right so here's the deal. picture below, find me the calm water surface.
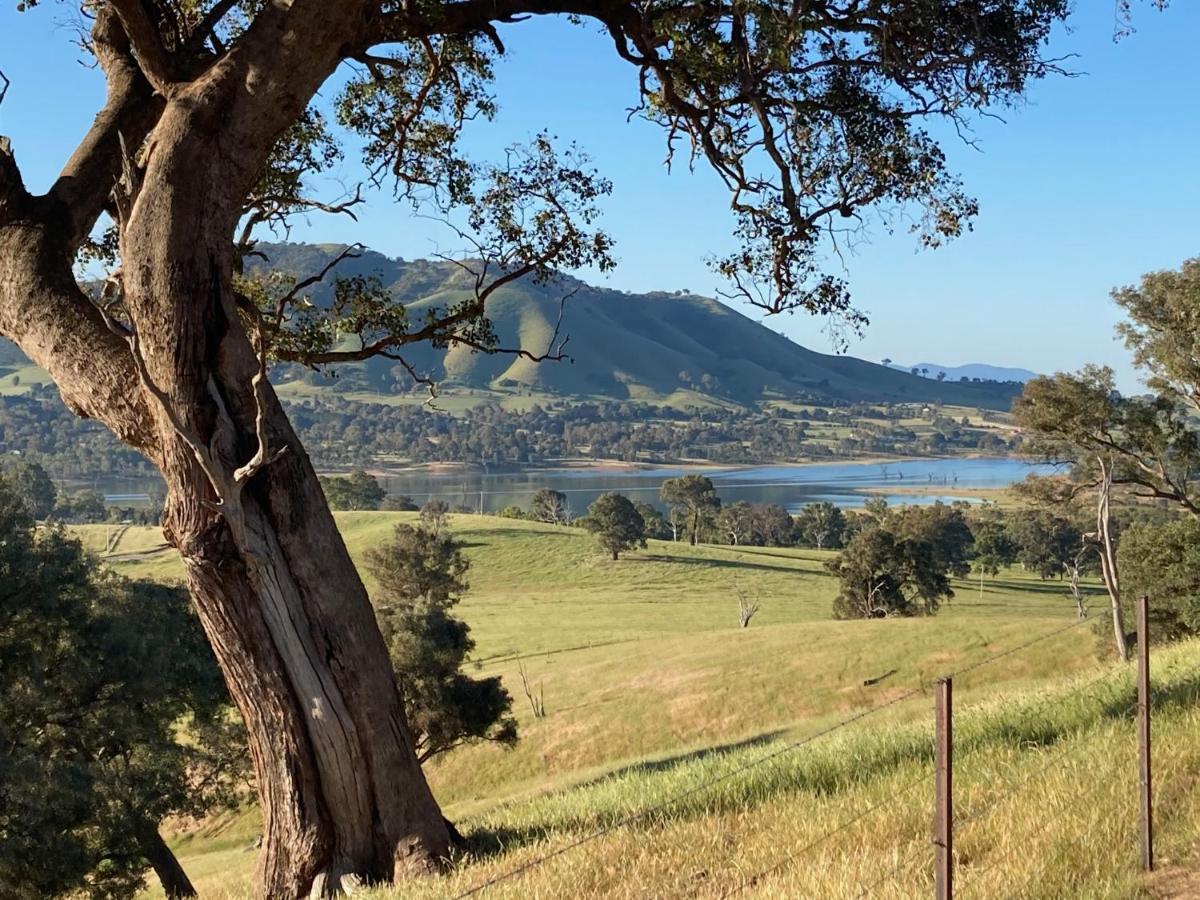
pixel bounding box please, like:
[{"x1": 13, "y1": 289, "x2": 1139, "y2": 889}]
[
  {"x1": 375, "y1": 456, "x2": 1050, "y2": 515},
  {"x1": 90, "y1": 457, "x2": 1050, "y2": 512}
]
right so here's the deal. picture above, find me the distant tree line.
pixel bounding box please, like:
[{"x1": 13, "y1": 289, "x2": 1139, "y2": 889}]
[
  {"x1": 0, "y1": 389, "x2": 1018, "y2": 491},
  {"x1": 290, "y1": 397, "x2": 1016, "y2": 468}
]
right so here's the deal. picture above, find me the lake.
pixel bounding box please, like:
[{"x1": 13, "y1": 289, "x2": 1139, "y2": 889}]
[
  {"x1": 374, "y1": 456, "x2": 1049, "y2": 516},
  {"x1": 91, "y1": 456, "x2": 1049, "y2": 513}
]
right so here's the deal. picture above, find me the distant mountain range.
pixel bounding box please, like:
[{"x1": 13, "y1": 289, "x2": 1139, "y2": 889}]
[
  {"x1": 888, "y1": 362, "x2": 1038, "y2": 383},
  {"x1": 0, "y1": 243, "x2": 1028, "y2": 409}
]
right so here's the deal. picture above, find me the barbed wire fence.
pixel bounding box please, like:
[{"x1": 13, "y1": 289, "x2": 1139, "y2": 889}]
[{"x1": 439, "y1": 602, "x2": 1191, "y2": 899}]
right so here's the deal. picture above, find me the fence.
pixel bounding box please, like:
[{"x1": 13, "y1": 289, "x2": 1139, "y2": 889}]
[{"x1": 449, "y1": 595, "x2": 1177, "y2": 898}]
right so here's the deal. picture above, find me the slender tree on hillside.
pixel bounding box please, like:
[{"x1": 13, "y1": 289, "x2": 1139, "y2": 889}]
[
  {"x1": 365, "y1": 524, "x2": 517, "y2": 763},
  {"x1": 0, "y1": 2, "x2": 1078, "y2": 894},
  {"x1": 661, "y1": 474, "x2": 721, "y2": 546}
]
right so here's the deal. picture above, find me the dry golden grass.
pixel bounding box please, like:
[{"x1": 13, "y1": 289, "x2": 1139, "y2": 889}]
[{"x1": 113, "y1": 513, "x2": 1200, "y2": 899}]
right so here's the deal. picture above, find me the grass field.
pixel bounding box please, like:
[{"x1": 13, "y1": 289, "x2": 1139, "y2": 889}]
[{"x1": 79, "y1": 514, "x2": 1200, "y2": 898}]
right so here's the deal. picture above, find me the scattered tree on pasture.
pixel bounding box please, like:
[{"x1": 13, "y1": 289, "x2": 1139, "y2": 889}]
[
  {"x1": 827, "y1": 503, "x2": 968, "y2": 619},
  {"x1": 419, "y1": 498, "x2": 452, "y2": 535},
  {"x1": 970, "y1": 511, "x2": 1016, "y2": 598},
  {"x1": 581, "y1": 492, "x2": 647, "y2": 560},
  {"x1": 793, "y1": 501, "x2": 846, "y2": 550},
  {"x1": 1008, "y1": 510, "x2": 1094, "y2": 618},
  {"x1": 633, "y1": 499, "x2": 670, "y2": 540},
  {"x1": 0, "y1": 0, "x2": 1080, "y2": 889},
  {"x1": 716, "y1": 500, "x2": 756, "y2": 546},
  {"x1": 751, "y1": 503, "x2": 794, "y2": 546},
  {"x1": 1015, "y1": 368, "x2": 1148, "y2": 659},
  {"x1": 382, "y1": 493, "x2": 421, "y2": 511},
  {"x1": 365, "y1": 524, "x2": 517, "y2": 763},
  {"x1": 319, "y1": 468, "x2": 387, "y2": 509},
  {"x1": 661, "y1": 475, "x2": 720, "y2": 546},
  {"x1": 529, "y1": 488, "x2": 570, "y2": 524}
]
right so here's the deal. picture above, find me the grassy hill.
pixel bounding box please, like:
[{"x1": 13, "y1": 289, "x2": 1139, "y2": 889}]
[
  {"x1": 69, "y1": 512, "x2": 1200, "y2": 898},
  {"x1": 254, "y1": 242, "x2": 1021, "y2": 409},
  {"x1": 0, "y1": 243, "x2": 1022, "y2": 410}
]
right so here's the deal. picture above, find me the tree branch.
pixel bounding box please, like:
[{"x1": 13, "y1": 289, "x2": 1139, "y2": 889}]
[
  {"x1": 47, "y1": 8, "x2": 164, "y2": 252},
  {"x1": 106, "y1": 0, "x2": 178, "y2": 94}
]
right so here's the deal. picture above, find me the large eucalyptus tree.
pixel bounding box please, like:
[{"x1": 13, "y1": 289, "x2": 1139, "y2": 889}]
[{"x1": 0, "y1": 1, "x2": 1070, "y2": 895}]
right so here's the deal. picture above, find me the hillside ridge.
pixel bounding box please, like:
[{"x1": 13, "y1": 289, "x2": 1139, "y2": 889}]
[{"x1": 255, "y1": 242, "x2": 1022, "y2": 408}]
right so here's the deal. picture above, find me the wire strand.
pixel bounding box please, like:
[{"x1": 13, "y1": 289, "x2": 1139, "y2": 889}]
[
  {"x1": 449, "y1": 687, "x2": 929, "y2": 898},
  {"x1": 449, "y1": 621, "x2": 1145, "y2": 898},
  {"x1": 716, "y1": 772, "x2": 931, "y2": 898}
]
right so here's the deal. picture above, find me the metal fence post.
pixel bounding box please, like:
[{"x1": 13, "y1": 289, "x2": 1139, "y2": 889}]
[
  {"x1": 1137, "y1": 595, "x2": 1153, "y2": 872},
  {"x1": 935, "y1": 677, "x2": 953, "y2": 899}
]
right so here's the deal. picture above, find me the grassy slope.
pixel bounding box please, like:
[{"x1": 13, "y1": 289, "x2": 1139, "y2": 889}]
[{"x1": 88, "y1": 514, "x2": 1199, "y2": 898}]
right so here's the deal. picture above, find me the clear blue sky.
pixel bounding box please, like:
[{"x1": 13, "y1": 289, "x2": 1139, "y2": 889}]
[{"x1": 2, "y1": 4, "x2": 1197, "y2": 390}]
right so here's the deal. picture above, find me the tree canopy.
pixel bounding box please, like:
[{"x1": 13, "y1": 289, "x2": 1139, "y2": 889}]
[
  {"x1": 0, "y1": 0, "x2": 1083, "y2": 893},
  {"x1": 365, "y1": 523, "x2": 517, "y2": 762},
  {"x1": 0, "y1": 476, "x2": 244, "y2": 900},
  {"x1": 582, "y1": 492, "x2": 648, "y2": 560}
]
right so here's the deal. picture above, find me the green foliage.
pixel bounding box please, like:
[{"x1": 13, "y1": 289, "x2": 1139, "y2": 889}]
[
  {"x1": 660, "y1": 475, "x2": 720, "y2": 546},
  {"x1": 1015, "y1": 366, "x2": 1199, "y2": 512},
  {"x1": 365, "y1": 524, "x2": 516, "y2": 762},
  {"x1": 419, "y1": 499, "x2": 451, "y2": 534},
  {"x1": 633, "y1": 500, "x2": 670, "y2": 540},
  {"x1": 529, "y1": 488, "x2": 569, "y2": 524},
  {"x1": 0, "y1": 457, "x2": 55, "y2": 519},
  {"x1": 580, "y1": 493, "x2": 647, "y2": 560},
  {"x1": 793, "y1": 501, "x2": 846, "y2": 550},
  {"x1": 971, "y1": 514, "x2": 1017, "y2": 579},
  {"x1": 0, "y1": 477, "x2": 243, "y2": 900},
  {"x1": 1118, "y1": 517, "x2": 1200, "y2": 642},
  {"x1": 53, "y1": 489, "x2": 109, "y2": 524},
  {"x1": 1113, "y1": 257, "x2": 1200, "y2": 408},
  {"x1": 827, "y1": 503, "x2": 971, "y2": 619},
  {"x1": 319, "y1": 469, "x2": 387, "y2": 510},
  {"x1": 382, "y1": 493, "x2": 420, "y2": 511},
  {"x1": 1008, "y1": 510, "x2": 1090, "y2": 580}
]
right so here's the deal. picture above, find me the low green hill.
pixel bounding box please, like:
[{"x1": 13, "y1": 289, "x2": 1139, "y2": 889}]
[{"x1": 255, "y1": 242, "x2": 1021, "y2": 408}]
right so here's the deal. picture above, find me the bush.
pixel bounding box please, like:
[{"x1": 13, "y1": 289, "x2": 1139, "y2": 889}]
[{"x1": 366, "y1": 523, "x2": 517, "y2": 762}]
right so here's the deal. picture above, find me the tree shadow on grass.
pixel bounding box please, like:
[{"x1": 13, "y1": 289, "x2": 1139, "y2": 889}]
[{"x1": 638, "y1": 554, "x2": 806, "y2": 576}]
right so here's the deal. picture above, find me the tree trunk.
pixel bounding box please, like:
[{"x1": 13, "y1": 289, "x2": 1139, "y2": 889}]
[
  {"x1": 1095, "y1": 460, "x2": 1129, "y2": 661},
  {"x1": 0, "y1": 7, "x2": 455, "y2": 898},
  {"x1": 138, "y1": 823, "x2": 197, "y2": 899},
  {"x1": 611, "y1": 548, "x2": 619, "y2": 560},
  {"x1": 109, "y1": 103, "x2": 449, "y2": 897}
]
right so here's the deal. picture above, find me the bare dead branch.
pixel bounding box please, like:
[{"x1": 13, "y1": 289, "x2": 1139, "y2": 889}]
[{"x1": 516, "y1": 659, "x2": 545, "y2": 719}]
